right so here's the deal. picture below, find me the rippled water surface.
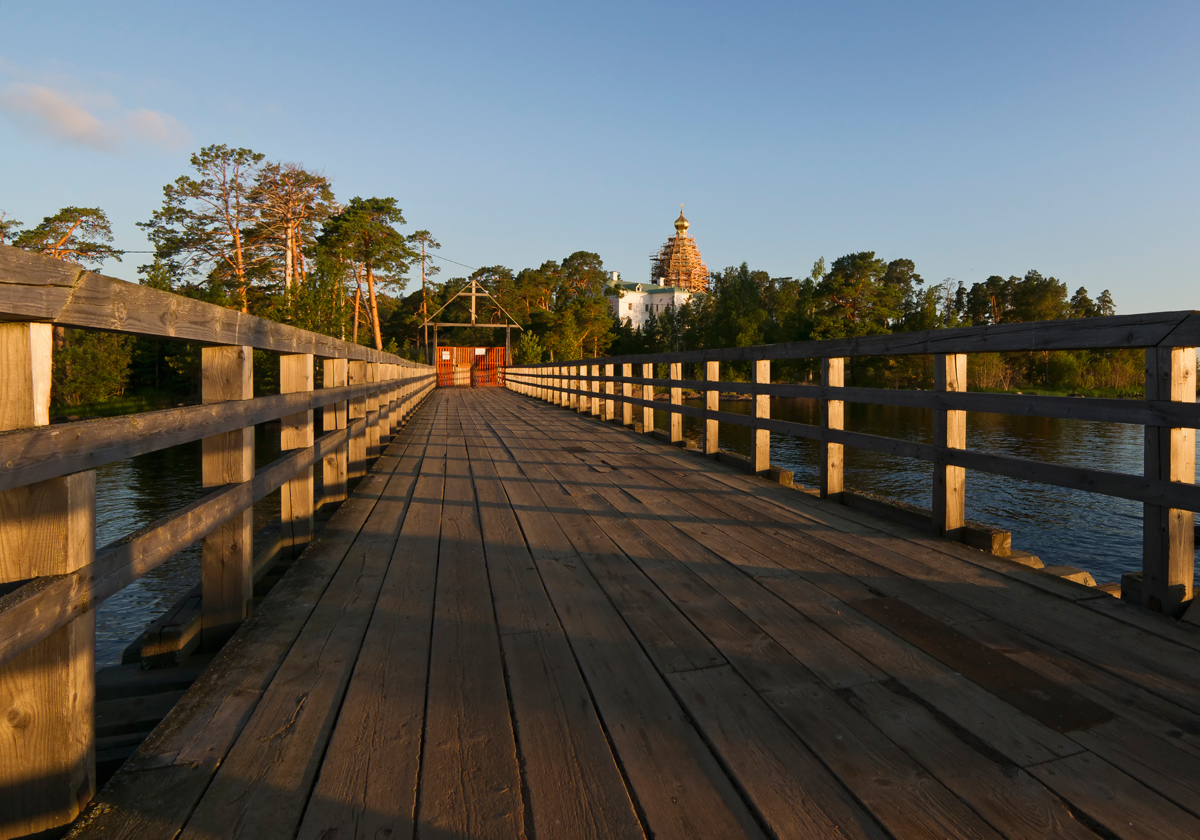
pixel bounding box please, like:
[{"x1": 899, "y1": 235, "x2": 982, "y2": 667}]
[
  {"x1": 660, "y1": 397, "x2": 1198, "y2": 587},
  {"x1": 93, "y1": 425, "x2": 281, "y2": 668}
]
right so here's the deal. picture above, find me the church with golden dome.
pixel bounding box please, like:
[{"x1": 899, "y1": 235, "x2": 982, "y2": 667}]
[
  {"x1": 611, "y1": 207, "x2": 709, "y2": 330},
  {"x1": 650, "y1": 206, "x2": 709, "y2": 293}
]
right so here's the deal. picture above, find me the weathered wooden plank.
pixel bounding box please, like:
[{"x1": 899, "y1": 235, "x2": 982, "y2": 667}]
[
  {"x1": 295, "y1": 404, "x2": 445, "y2": 840},
  {"x1": 414, "y1": 399, "x2": 524, "y2": 839},
  {"x1": 0, "y1": 248, "x2": 414, "y2": 364},
  {"x1": 670, "y1": 666, "x2": 890, "y2": 839},
  {"x1": 847, "y1": 680, "x2": 1102, "y2": 840},
  {"x1": 171, "y1": 411, "x2": 435, "y2": 840},
  {"x1": 1028, "y1": 752, "x2": 1200, "y2": 840},
  {"x1": 0, "y1": 243, "x2": 84, "y2": 287},
  {"x1": 461, "y1": 416, "x2": 644, "y2": 839},
  {"x1": 481, "y1": 420, "x2": 768, "y2": 840}
]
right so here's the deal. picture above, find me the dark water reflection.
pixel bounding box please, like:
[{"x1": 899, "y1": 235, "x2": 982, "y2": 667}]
[
  {"x1": 93, "y1": 425, "x2": 282, "y2": 668},
  {"x1": 659, "y1": 398, "x2": 1198, "y2": 587}
]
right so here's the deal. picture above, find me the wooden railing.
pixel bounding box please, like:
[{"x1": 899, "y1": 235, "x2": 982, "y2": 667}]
[
  {"x1": 0, "y1": 244, "x2": 435, "y2": 837},
  {"x1": 505, "y1": 310, "x2": 1199, "y2": 615}
]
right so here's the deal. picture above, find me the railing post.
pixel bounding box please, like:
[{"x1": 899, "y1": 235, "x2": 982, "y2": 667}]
[
  {"x1": 577, "y1": 365, "x2": 588, "y2": 414},
  {"x1": 348, "y1": 360, "x2": 368, "y2": 479},
  {"x1": 322, "y1": 358, "x2": 348, "y2": 507},
  {"x1": 365, "y1": 362, "x2": 381, "y2": 460},
  {"x1": 604, "y1": 363, "x2": 615, "y2": 421},
  {"x1": 670, "y1": 362, "x2": 683, "y2": 445},
  {"x1": 0, "y1": 322, "x2": 96, "y2": 837},
  {"x1": 281, "y1": 354, "x2": 314, "y2": 558},
  {"x1": 622, "y1": 363, "x2": 633, "y2": 426},
  {"x1": 753, "y1": 359, "x2": 770, "y2": 473},
  {"x1": 200, "y1": 345, "x2": 254, "y2": 648},
  {"x1": 1143, "y1": 346, "x2": 1196, "y2": 614},
  {"x1": 933, "y1": 353, "x2": 967, "y2": 540},
  {"x1": 642, "y1": 362, "x2": 654, "y2": 434},
  {"x1": 705, "y1": 360, "x2": 720, "y2": 455},
  {"x1": 591, "y1": 364, "x2": 602, "y2": 417},
  {"x1": 821, "y1": 357, "x2": 845, "y2": 499}
]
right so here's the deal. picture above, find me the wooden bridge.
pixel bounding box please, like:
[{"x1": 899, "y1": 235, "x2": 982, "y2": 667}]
[{"x1": 1, "y1": 244, "x2": 1199, "y2": 839}]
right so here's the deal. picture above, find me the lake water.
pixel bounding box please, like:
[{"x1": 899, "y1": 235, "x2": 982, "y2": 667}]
[
  {"x1": 656, "y1": 397, "x2": 1198, "y2": 588},
  {"x1": 93, "y1": 425, "x2": 281, "y2": 668},
  {"x1": 92, "y1": 399, "x2": 1197, "y2": 667}
]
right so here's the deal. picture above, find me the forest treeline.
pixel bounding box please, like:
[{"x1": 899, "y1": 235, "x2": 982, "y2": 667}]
[
  {"x1": 410, "y1": 252, "x2": 1137, "y2": 395},
  {"x1": 2, "y1": 147, "x2": 1138, "y2": 409}
]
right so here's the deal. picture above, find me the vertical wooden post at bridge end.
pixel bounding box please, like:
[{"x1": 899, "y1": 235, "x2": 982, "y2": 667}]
[
  {"x1": 1142, "y1": 346, "x2": 1196, "y2": 615},
  {"x1": 753, "y1": 359, "x2": 770, "y2": 473},
  {"x1": 933, "y1": 353, "x2": 968, "y2": 541},
  {"x1": 200, "y1": 346, "x2": 255, "y2": 650},
  {"x1": 820, "y1": 357, "x2": 845, "y2": 500},
  {"x1": 591, "y1": 364, "x2": 602, "y2": 418},
  {"x1": 0, "y1": 322, "x2": 97, "y2": 838}
]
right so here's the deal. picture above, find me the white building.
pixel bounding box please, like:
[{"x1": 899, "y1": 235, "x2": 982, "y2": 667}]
[
  {"x1": 610, "y1": 272, "x2": 694, "y2": 330},
  {"x1": 610, "y1": 209, "x2": 708, "y2": 331}
]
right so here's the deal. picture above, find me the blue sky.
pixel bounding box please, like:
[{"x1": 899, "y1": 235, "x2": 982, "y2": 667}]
[{"x1": 1, "y1": 1, "x2": 1197, "y2": 313}]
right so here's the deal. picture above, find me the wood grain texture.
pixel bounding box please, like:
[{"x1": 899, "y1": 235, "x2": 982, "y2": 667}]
[
  {"x1": 322, "y1": 358, "x2": 349, "y2": 507},
  {"x1": 933, "y1": 353, "x2": 967, "y2": 539},
  {"x1": 1142, "y1": 346, "x2": 1196, "y2": 614},
  {"x1": 295, "y1": 409, "x2": 439, "y2": 840},
  {"x1": 281, "y1": 355, "x2": 314, "y2": 556},
  {"x1": 65, "y1": 427, "x2": 416, "y2": 840},
  {"x1": 821, "y1": 357, "x2": 844, "y2": 498},
  {"x1": 0, "y1": 322, "x2": 52, "y2": 430},
  {"x1": 0, "y1": 470, "x2": 95, "y2": 838}
]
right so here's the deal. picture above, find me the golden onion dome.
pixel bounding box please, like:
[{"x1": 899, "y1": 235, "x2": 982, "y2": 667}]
[{"x1": 674, "y1": 205, "x2": 690, "y2": 235}]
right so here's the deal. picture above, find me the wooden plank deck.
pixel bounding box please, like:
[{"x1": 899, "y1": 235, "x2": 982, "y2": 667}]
[{"x1": 67, "y1": 388, "x2": 1200, "y2": 840}]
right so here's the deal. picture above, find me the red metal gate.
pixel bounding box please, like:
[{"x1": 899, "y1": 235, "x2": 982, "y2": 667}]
[{"x1": 436, "y1": 346, "x2": 507, "y2": 387}]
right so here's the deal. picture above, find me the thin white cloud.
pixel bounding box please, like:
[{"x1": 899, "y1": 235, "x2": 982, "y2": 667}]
[
  {"x1": 0, "y1": 83, "x2": 121, "y2": 151},
  {"x1": 0, "y1": 81, "x2": 191, "y2": 153},
  {"x1": 123, "y1": 108, "x2": 190, "y2": 150}
]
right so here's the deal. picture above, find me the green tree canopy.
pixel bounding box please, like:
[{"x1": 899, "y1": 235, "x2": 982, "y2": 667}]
[
  {"x1": 13, "y1": 206, "x2": 122, "y2": 266},
  {"x1": 317, "y1": 196, "x2": 416, "y2": 349}
]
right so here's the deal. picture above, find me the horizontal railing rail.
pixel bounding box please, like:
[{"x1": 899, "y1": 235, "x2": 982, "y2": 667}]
[
  {"x1": 0, "y1": 244, "x2": 435, "y2": 837},
  {"x1": 504, "y1": 311, "x2": 1198, "y2": 627}
]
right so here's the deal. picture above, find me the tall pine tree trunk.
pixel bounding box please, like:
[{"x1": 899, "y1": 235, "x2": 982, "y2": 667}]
[{"x1": 366, "y1": 264, "x2": 383, "y2": 350}]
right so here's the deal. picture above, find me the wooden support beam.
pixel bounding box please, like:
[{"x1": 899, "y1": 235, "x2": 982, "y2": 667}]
[
  {"x1": 0, "y1": 323, "x2": 95, "y2": 838},
  {"x1": 590, "y1": 364, "x2": 601, "y2": 417},
  {"x1": 348, "y1": 361, "x2": 367, "y2": 480},
  {"x1": 753, "y1": 359, "x2": 770, "y2": 473},
  {"x1": 280, "y1": 354, "x2": 314, "y2": 558},
  {"x1": 604, "y1": 363, "x2": 615, "y2": 421},
  {"x1": 670, "y1": 362, "x2": 683, "y2": 445},
  {"x1": 200, "y1": 345, "x2": 254, "y2": 649},
  {"x1": 705, "y1": 361, "x2": 720, "y2": 455},
  {"x1": 821, "y1": 357, "x2": 845, "y2": 499},
  {"x1": 622, "y1": 364, "x2": 633, "y2": 426},
  {"x1": 365, "y1": 362, "x2": 381, "y2": 460},
  {"x1": 1143, "y1": 346, "x2": 1196, "y2": 615},
  {"x1": 933, "y1": 353, "x2": 967, "y2": 540},
  {"x1": 642, "y1": 363, "x2": 655, "y2": 434}
]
